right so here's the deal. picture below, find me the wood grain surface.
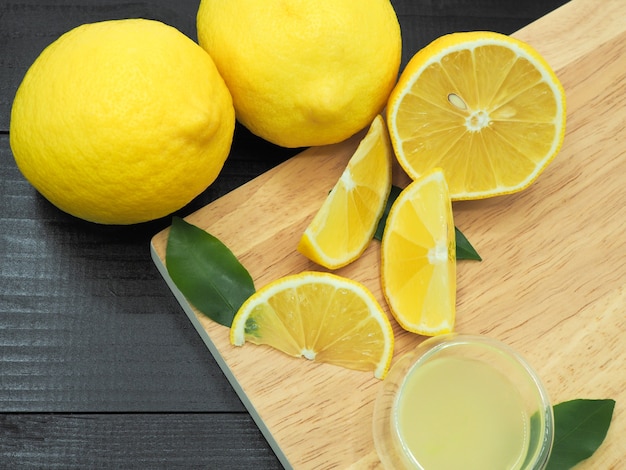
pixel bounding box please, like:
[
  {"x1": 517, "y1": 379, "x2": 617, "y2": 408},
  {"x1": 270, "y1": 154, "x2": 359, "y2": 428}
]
[{"x1": 152, "y1": 0, "x2": 626, "y2": 468}]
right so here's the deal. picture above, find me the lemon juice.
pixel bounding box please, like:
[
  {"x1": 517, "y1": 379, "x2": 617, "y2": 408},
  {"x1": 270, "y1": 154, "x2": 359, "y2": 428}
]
[{"x1": 396, "y1": 355, "x2": 530, "y2": 469}]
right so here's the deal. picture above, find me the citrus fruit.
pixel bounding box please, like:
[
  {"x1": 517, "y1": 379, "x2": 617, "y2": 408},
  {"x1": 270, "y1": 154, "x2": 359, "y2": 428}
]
[
  {"x1": 386, "y1": 31, "x2": 566, "y2": 200},
  {"x1": 10, "y1": 19, "x2": 235, "y2": 225},
  {"x1": 196, "y1": 0, "x2": 401, "y2": 148},
  {"x1": 230, "y1": 271, "x2": 394, "y2": 379},
  {"x1": 297, "y1": 115, "x2": 393, "y2": 269},
  {"x1": 381, "y1": 168, "x2": 456, "y2": 335}
]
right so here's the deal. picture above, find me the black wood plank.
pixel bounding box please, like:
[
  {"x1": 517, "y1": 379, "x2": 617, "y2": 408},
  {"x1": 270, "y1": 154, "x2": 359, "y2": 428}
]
[
  {"x1": 0, "y1": 413, "x2": 283, "y2": 469},
  {"x1": 395, "y1": 0, "x2": 570, "y2": 68},
  {"x1": 0, "y1": 132, "x2": 297, "y2": 412}
]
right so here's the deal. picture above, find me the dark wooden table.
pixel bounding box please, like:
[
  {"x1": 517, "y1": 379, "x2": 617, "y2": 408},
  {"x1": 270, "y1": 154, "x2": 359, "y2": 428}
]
[{"x1": 1, "y1": 1, "x2": 570, "y2": 467}]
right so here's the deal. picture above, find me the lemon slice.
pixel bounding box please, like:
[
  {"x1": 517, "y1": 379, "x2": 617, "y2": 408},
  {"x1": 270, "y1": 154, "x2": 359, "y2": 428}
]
[
  {"x1": 386, "y1": 31, "x2": 566, "y2": 200},
  {"x1": 297, "y1": 115, "x2": 393, "y2": 269},
  {"x1": 230, "y1": 271, "x2": 394, "y2": 379},
  {"x1": 381, "y1": 168, "x2": 456, "y2": 335}
]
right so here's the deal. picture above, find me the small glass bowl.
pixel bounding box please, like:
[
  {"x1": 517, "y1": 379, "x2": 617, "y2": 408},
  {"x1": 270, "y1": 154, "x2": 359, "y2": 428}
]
[{"x1": 373, "y1": 334, "x2": 554, "y2": 470}]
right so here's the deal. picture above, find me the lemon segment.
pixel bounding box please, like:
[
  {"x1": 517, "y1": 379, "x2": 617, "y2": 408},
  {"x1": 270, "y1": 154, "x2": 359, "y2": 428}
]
[
  {"x1": 297, "y1": 115, "x2": 393, "y2": 269},
  {"x1": 230, "y1": 271, "x2": 394, "y2": 379},
  {"x1": 381, "y1": 169, "x2": 456, "y2": 335},
  {"x1": 386, "y1": 31, "x2": 566, "y2": 200}
]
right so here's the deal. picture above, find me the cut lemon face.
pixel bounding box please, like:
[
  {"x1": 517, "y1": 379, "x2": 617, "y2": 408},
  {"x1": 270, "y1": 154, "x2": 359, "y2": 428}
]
[
  {"x1": 386, "y1": 31, "x2": 566, "y2": 200},
  {"x1": 230, "y1": 271, "x2": 394, "y2": 379},
  {"x1": 297, "y1": 115, "x2": 393, "y2": 269},
  {"x1": 381, "y1": 168, "x2": 456, "y2": 335}
]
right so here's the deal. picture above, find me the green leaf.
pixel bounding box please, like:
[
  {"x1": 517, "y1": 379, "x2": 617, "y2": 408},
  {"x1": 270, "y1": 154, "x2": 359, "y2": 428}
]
[
  {"x1": 546, "y1": 399, "x2": 615, "y2": 470},
  {"x1": 374, "y1": 185, "x2": 481, "y2": 261},
  {"x1": 520, "y1": 409, "x2": 544, "y2": 469},
  {"x1": 165, "y1": 217, "x2": 255, "y2": 327},
  {"x1": 374, "y1": 185, "x2": 402, "y2": 241},
  {"x1": 455, "y1": 226, "x2": 482, "y2": 261}
]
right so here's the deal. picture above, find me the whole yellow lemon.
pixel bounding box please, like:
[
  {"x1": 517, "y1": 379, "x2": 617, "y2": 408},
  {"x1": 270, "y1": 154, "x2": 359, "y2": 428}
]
[
  {"x1": 10, "y1": 19, "x2": 235, "y2": 225},
  {"x1": 196, "y1": 0, "x2": 401, "y2": 148}
]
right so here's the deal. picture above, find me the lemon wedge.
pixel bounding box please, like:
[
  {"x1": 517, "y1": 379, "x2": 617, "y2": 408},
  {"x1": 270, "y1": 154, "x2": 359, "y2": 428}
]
[
  {"x1": 381, "y1": 169, "x2": 456, "y2": 335},
  {"x1": 297, "y1": 115, "x2": 393, "y2": 269}
]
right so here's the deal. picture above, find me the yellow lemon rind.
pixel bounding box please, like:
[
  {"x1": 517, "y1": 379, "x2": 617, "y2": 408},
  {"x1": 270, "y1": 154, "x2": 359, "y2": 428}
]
[
  {"x1": 9, "y1": 19, "x2": 235, "y2": 225},
  {"x1": 197, "y1": 0, "x2": 402, "y2": 148}
]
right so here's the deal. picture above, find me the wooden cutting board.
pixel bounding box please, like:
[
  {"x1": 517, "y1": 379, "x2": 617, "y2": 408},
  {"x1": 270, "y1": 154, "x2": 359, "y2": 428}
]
[{"x1": 151, "y1": 0, "x2": 626, "y2": 467}]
